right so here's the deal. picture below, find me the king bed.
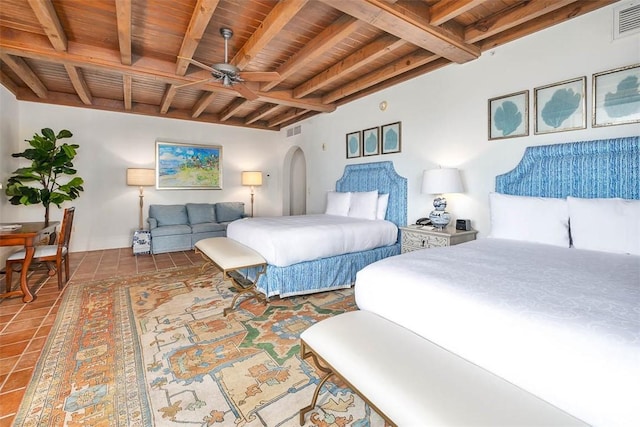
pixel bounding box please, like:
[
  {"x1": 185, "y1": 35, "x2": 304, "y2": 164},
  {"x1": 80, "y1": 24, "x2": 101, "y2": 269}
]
[
  {"x1": 227, "y1": 161, "x2": 407, "y2": 298},
  {"x1": 355, "y1": 136, "x2": 639, "y2": 426}
]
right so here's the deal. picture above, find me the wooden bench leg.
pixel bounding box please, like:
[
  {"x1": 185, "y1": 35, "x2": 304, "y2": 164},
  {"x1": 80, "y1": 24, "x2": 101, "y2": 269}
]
[{"x1": 299, "y1": 340, "x2": 335, "y2": 425}]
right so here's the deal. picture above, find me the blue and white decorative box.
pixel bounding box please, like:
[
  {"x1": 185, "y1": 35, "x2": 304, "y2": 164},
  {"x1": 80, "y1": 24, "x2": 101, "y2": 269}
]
[{"x1": 132, "y1": 230, "x2": 151, "y2": 255}]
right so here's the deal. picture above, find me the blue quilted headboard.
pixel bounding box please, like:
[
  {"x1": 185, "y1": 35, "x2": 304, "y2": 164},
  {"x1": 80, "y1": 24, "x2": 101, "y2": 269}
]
[
  {"x1": 336, "y1": 161, "x2": 407, "y2": 227},
  {"x1": 496, "y1": 136, "x2": 640, "y2": 199}
]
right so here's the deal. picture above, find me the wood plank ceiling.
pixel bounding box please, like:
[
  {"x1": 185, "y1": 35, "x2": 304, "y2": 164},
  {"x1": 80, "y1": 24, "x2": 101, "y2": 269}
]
[{"x1": 0, "y1": 0, "x2": 616, "y2": 131}]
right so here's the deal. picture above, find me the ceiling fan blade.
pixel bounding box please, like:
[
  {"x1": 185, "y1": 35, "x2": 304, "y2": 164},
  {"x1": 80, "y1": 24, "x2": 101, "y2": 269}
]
[
  {"x1": 241, "y1": 71, "x2": 281, "y2": 82},
  {"x1": 233, "y1": 82, "x2": 259, "y2": 101},
  {"x1": 177, "y1": 56, "x2": 216, "y2": 73},
  {"x1": 175, "y1": 78, "x2": 210, "y2": 89}
]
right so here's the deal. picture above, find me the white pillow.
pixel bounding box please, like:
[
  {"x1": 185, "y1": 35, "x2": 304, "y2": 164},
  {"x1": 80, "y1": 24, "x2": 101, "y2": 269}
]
[
  {"x1": 488, "y1": 192, "x2": 570, "y2": 247},
  {"x1": 348, "y1": 191, "x2": 379, "y2": 220},
  {"x1": 376, "y1": 193, "x2": 389, "y2": 220},
  {"x1": 568, "y1": 196, "x2": 640, "y2": 255},
  {"x1": 325, "y1": 191, "x2": 351, "y2": 216}
]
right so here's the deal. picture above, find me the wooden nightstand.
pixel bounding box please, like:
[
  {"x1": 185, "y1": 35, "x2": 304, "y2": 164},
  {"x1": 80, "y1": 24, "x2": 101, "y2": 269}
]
[{"x1": 400, "y1": 225, "x2": 477, "y2": 253}]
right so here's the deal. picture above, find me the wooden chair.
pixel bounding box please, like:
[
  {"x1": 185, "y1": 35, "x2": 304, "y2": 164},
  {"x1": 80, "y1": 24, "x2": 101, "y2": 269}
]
[{"x1": 6, "y1": 207, "x2": 75, "y2": 291}]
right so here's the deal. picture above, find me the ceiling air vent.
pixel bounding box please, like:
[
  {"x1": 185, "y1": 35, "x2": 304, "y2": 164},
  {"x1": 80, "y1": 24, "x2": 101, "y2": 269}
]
[{"x1": 614, "y1": 1, "x2": 640, "y2": 39}]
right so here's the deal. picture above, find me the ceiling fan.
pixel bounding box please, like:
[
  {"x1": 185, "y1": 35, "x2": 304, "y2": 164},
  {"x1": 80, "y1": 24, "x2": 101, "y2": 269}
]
[{"x1": 177, "y1": 28, "x2": 280, "y2": 100}]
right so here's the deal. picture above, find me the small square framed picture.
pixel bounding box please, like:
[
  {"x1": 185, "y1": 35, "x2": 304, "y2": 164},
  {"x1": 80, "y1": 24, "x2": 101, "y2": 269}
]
[
  {"x1": 381, "y1": 122, "x2": 402, "y2": 154},
  {"x1": 592, "y1": 63, "x2": 640, "y2": 127},
  {"x1": 488, "y1": 91, "x2": 529, "y2": 140},
  {"x1": 345, "y1": 131, "x2": 361, "y2": 158},
  {"x1": 362, "y1": 127, "x2": 380, "y2": 156},
  {"x1": 534, "y1": 76, "x2": 586, "y2": 134}
]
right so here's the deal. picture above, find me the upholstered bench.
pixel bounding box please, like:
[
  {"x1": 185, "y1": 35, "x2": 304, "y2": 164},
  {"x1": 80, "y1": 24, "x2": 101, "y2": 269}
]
[
  {"x1": 300, "y1": 310, "x2": 587, "y2": 426},
  {"x1": 194, "y1": 237, "x2": 267, "y2": 316}
]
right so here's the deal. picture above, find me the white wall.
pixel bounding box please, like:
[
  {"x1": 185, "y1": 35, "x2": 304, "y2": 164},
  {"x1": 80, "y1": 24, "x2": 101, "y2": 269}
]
[
  {"x1": 0, "y1": 101, "x2": 290, "y2": 251},
  {"x1": 293, "y1": 4, "x2": 639, "y2": 236}
]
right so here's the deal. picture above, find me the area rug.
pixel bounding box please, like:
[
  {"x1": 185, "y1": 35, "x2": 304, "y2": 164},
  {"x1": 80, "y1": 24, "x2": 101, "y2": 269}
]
[{"x1": 15, "y1": 266, "x2": 387, "y2": 426}]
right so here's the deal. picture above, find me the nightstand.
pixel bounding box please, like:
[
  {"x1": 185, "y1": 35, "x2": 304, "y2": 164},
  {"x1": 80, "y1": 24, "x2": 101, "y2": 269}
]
[{"x1": 400, "y1": 225, "x2": 477, "y2": 253}]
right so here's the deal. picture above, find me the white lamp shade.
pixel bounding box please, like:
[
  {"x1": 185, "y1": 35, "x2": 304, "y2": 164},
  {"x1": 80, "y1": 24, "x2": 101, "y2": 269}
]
[
  {"x1": 421, "y1": 168, "x2": 463, "y2": 194},
  {"x1": 127, "y1": 168, "x2": 155, "y2": 186},
  {"x1": 241, "y1": 171, "x2": 263, "y2": 186}
]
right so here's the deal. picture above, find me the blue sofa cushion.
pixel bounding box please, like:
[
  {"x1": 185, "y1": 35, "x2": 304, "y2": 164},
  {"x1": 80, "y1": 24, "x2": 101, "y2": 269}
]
[
  {"x1": 191, "y1": 222, "x2": 226, "y2": 233},
  {"x1": 149, "y1": 204, "x2": 188, "y2": 226},
  {"x1": 149, "y1": 224, "x2": 192, "y2": 237},
  {"x1": 215, "y1": 202, "x2": 245, "y2": 222},
  {"x1": 186, "y1": 203, "x2": 216, "y2": 224}
]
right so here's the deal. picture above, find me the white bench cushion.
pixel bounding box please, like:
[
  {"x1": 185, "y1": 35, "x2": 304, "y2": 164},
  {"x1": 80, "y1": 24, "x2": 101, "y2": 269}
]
[
  {"x1": 301, "y1": 310, "x2": 586, "y2": 426},
  {"x1": 194, "y1": 237, "x2": 265, "y2": 270}
]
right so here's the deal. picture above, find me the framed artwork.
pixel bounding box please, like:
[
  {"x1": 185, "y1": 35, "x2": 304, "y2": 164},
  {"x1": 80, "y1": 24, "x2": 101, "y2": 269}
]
[
  {"x1": 345, "y1": 131, "x2": 361, "y2": 158},
  {"x1": 592, "y1": 63, "x2": 640, "y2": 127},
  {"x1": 534, "y1": 76, "x2": 586, "y2": 134},
  {"x1": 381, "y1": 122, "x2": 402, "y2": 154},
  {"x1": 156, "y1": 141, "x2": 222, "y2": 189},
  {"x1": 362, "y1": 127, "x2": 380, "y2": 156},
  {"x1": 488, "y1": 90, "x2": 529, "y2": 140}
]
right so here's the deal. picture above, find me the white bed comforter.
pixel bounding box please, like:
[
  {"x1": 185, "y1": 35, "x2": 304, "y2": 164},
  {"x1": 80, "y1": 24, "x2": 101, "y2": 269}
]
[
  {"x1": 355, "y1": 238, "x2": 640, "y2": 427},
  {"x1": 226, "y1": 214, "x2": 398, "y2": 267}
]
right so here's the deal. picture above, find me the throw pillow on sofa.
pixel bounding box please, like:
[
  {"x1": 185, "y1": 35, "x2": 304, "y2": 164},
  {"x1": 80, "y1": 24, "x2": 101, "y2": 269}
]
[
  {"x1": 186, "y1": 203, "x2": 216, "y2": 224},
  {"x1": 215, "y1": 202, "x2": 245, "y2": 222},
  {"x1": 149, "y1": 204, "x2": 189, "y2": 226}
]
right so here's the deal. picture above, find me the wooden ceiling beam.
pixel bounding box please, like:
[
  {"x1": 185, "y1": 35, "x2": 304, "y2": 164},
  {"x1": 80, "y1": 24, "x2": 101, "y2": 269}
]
[
  {"x1": 293, "y1": 34, "x2": 406, "y2": 98},
  {"x1": 430, "y1": 0, "x2": 486, "y2": 26},
  {"x1": 245, "y1": 103, "x2": 280, "y2": 124},
  {"x1": 232, "y1": 0, "x2": 308, "y2": 70},
  {"x1": 14, "y1": 87, "x2": 275, "y2": 131},
  {"x1": 176, "y1": 0, "x2": 220, "y2": 75},
  {"x1": 115, "y1": 0, "x2": 132, "y2": 65},
  {"x1": 220, "y1": 98, "x2": 246, "y2": 121},
  {"x1": 476, "y1": 0, "x2": 617, "y2": 50},
  {"x1": 320, "y1": 0, "x2": 479, "y2": 63},
  {"x1": 261, "y1": 14, "x2": 362, "y2": 91},
  {"x1": 0, "y1": 53, "x2": 48, "y2": 98},
  {"x1": 64, "y1": 64, "x2": 92, "y2": 105},
  {"x1": 191, "y1": 91, "x2": 216, "y2": 118},
  {"x1": 268, "y1": 108, "x2": 308, "y2": 127},
  {"x1": 0, "y1": 70, "x2": 19, "y2": 95},
  {"x1": 464, "y1": 0, "x2": 577, "y2": 43},
  {"x1": 26, "y1": 0, "x2": 67, "y2": 52},
  {"x1": 0, "y1": 31, "x2": 334, "y2": 112},
  {"x1": 159, "y1": 84, "x2": 178, "y2": 114},
  {"x1": 123, "y1": 74, "x2": 132, "y2": 110},
  {"x1": 322, "y1": 49, "x2": 439, "y2": 104}
]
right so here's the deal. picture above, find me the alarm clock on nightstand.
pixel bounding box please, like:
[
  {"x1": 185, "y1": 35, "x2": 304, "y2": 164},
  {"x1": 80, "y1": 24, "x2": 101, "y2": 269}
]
[{"x1": 456, "y1": 219, "x2": 471, "y2": 231}]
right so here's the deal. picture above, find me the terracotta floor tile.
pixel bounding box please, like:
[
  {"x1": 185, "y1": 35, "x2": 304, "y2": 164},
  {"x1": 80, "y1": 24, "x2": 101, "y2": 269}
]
[
  {"x1": 1, "y1": 368, "x2": 33, "y2": 391},
  {"x1": 15, "y1": 351, "x2": 42, "y2": 371},
  {"x1": 0, "y1": 328, "x2": 39, "y2": 344},
  {"x1": 35, "y1": 325, "x2": 52, "y2": 338},
  {"x1": 0, "y1": 388, "x2": 26, "y2": 416},
  {"x1": 2, "y1": 319, "x2": 42, "y2": 335},
  {"x1": 0, "y1": 355, "x2": 19, "y2": 376},
  {"x1": 25, "y1": 337, "x2": 46, "y2": 354},
  {"x1": 0, "y1": 341, "x2": 29, "y2": 359}
]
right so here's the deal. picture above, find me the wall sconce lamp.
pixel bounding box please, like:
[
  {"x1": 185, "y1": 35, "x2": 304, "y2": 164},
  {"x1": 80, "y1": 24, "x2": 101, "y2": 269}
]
[
  {"x1": 241, "y1": 171, "x2": 263, "y2": 217},
  {"x1": 421, "y1": 168, "x2": 463, "y2": 230},
  {"x1": 127, "y1": 168, "x2": 155, "y2": 230}
]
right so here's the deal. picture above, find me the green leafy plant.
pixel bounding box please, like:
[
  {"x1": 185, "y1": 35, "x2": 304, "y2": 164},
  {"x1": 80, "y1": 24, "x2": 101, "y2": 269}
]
[{"x1": 5, "y1": 128, "x2": 84, "y2": 226}]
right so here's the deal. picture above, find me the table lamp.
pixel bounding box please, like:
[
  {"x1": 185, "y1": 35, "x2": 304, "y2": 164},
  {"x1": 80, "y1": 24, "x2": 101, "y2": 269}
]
[
  {"x1": 421, "y1": 168, "x2": 463, "y2": 230},
  {"x1": 127, "y1": 168, "x2": 155, "y2": 230},
  {"x1": 241, "y1": 171, "x2": 262, "y2": 217}
]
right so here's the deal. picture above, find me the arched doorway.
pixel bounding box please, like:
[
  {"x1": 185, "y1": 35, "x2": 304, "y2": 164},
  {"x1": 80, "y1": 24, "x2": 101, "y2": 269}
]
[{"x1": 282, "y1": 146, "x2": 306, "y2": 216}]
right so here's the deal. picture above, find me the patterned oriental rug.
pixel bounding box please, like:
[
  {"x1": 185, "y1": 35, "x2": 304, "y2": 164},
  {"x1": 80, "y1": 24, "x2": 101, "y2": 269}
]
[{"x1": 15, "y1": 266, "x2": 387, "y2": 426}]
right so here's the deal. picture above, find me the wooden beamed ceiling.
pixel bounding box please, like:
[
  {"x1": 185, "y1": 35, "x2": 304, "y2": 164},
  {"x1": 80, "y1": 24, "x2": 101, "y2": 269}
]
[{"x1": 0, "y1": 0, "x2": 616, "y2": 131}]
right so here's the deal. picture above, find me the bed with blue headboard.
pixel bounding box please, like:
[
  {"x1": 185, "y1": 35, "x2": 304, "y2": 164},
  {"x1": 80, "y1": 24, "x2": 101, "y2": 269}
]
[
  {"x1": 228, "y1": 161, "x2": 407, "y2": 297},
  {"x1": 355, "y1": 136, "x2": 639, "y2": 426}
]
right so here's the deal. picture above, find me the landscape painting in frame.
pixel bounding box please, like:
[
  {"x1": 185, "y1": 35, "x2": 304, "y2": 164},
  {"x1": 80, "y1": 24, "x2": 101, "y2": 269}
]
[
  {"x1": 488, "y1": 90, "x2": 529, "y2": 140},
  {"x1": 592, "y1": 63, "x2": 640, "y2": 127},
  {"x1": 156, "y1": 141, "x2": 223, "y2": 189},
  {"x1": 534, "y1": 77, "x2": 586, "y2": 134}
]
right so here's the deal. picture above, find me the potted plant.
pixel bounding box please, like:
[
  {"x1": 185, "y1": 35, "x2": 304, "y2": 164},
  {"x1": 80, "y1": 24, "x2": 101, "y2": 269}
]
[{"x1": 5, "y1": 128, "x2": 84, "y2": 226}]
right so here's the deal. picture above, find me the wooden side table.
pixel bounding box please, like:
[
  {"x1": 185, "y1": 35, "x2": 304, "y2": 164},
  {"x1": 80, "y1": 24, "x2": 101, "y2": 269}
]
[{"x1": 400, "y1": 225, "x2": 477, "y2": 253}]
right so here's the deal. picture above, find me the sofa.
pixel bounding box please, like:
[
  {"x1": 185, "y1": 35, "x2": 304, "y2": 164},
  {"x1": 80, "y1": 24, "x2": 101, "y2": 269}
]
[{"x1": 147, "y1": 202, "x2": 246, "y2": 254}]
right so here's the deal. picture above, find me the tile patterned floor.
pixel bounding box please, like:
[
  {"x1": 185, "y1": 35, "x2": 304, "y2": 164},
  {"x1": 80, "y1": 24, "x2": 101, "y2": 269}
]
[{"x1": 0, "y1": 248, "x2": 204, "y2": 425}]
